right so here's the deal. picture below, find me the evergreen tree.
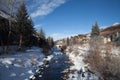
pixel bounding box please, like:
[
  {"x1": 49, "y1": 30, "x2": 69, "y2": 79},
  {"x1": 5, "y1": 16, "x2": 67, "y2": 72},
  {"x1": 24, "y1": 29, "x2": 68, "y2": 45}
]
[
  {"x1": 36, "y1": 28, "x2": 53, "y2": 54},
  {"x1": 24, "y1": 17, "x2": 35, "y2": 46},
  {"x1": 37, "y1": 28, "x2": 46, "y2": 40},
  {"x1": 47, "y1": 36, "x2": 54, "y2": 47},
  {"x1": 51, "y1": 37, "x2": 54, "y2": 47},
  {"x1": 16, "y1": 2, "x2": 35, "y2": 49},
  {"x1": 0, "y1": 17, "x2": 9, "y2": 46},
  {"x1": 91, "y1": 22, "x2": 100, "y2": 37},
  {"x1": 36, "y1": 28, "x2": 46, "y2": 47},
  {"x1": 66, "y1": 37, "x2": 70, "y2": 46},
  {"x1": 0, "y1": 17, "x2": 10, "y2": 54}
]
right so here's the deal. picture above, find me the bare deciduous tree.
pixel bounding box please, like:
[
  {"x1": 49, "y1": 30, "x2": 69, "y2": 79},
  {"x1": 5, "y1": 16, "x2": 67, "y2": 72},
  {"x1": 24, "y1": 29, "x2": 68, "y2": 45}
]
[{"x1": 84, "y1": 36, "x2": 120, "y2": 80}]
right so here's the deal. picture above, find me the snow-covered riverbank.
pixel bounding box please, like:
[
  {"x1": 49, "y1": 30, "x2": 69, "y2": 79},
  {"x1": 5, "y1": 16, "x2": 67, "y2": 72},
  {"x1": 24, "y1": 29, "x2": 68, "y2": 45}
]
[
  {"x1": 66, "y1": 44, "x2": 99, "y2": 80},
  {"x1": 0, "y1": 47, "x2": 53, "y2": 80}
]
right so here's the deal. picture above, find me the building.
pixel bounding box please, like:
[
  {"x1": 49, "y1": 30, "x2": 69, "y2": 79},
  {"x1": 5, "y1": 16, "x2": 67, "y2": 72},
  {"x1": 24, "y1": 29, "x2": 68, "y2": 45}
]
[{"x1": 100, "y1": 24, "x2": 120, "y2": 44}]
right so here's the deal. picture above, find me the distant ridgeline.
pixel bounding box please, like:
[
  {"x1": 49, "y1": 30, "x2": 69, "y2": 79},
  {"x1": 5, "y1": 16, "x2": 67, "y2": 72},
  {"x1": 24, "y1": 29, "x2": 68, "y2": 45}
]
[{"x1": 55, "y1": 24, "x2": 120, "y2": 47}]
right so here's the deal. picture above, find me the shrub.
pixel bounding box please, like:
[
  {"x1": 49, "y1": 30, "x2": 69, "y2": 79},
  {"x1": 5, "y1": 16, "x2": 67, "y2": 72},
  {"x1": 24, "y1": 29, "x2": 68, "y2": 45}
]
[{"x1": 84, "y1": 36, "x2": 120, "y2": 80}]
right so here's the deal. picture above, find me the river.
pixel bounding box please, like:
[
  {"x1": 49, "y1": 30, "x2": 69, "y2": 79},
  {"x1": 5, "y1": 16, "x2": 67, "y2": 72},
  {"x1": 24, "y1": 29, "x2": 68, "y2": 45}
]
[{"x1": 34, "y1": 52, "x2": 70, "y2": 80}]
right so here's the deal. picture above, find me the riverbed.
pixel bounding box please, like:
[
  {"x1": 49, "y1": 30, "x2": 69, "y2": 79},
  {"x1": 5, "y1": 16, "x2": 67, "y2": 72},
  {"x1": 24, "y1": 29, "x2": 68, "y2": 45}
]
[{"x1": 34, "y1": 52, "x2": 70, "y2": 80}]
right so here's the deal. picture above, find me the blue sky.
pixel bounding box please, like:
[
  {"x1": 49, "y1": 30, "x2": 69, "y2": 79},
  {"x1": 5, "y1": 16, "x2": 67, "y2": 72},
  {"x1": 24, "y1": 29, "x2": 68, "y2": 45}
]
[{"x1": 26, "y1": 0, "x2": 120, "y2": 40}]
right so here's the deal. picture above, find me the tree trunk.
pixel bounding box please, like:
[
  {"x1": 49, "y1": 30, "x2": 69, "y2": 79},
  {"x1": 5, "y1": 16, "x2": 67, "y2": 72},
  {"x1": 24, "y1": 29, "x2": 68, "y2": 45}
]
[
  {"x1": 1, "y1": 39, "x2": 9, "y2": 54},
  {"x1": 0, "y1": 40, "x2": 4, "y2": 54},
  {"x1": 4, "y1": 46, "x2": 8, "y2": 54},
  {"x1": 18, "y1": 34, "x2": 23, "y2": 50}
]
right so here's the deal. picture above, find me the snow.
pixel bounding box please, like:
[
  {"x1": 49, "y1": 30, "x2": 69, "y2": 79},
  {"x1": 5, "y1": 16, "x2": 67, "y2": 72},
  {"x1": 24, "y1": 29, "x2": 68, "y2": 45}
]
[
  {"x1": 0, "y1": 44, "x2": 102, "y2": 80},
  {"x1": 0, "y1": 47, "x2": 45, "y2": 80},
  {"x1": 0, "y1": 58, "x2": 15, "y2": 65},
  {"x1": 66, "y1": 44, "x2": 99, "y2": 80},
  {"x1": 14, "y1": 63, "x2": 22, "y2": 67},
  {"x1": 66, "y1": 44, "x2": 89, "y2": 70},
  {"x1": 43, "y1": 55, "x2": 53, "y2": 61},
  {"x1": 65, "y1": 43, "x2": 120, "y2": 80},
  {"x1": 112, "y1": 22, "x2": 120, "y2": 26},
  {"x1": 111, "y1": 46, "x2": 120, "y2": 56},
  {"x1": 10, "y1": 73, "x2": 17, "y2": 77}
]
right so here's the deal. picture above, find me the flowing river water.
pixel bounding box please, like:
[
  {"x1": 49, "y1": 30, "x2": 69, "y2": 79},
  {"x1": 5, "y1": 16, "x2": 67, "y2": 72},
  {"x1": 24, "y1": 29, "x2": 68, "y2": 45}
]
[{"x1": 34, "y1": 52, "x2": 70, "y2": 80}]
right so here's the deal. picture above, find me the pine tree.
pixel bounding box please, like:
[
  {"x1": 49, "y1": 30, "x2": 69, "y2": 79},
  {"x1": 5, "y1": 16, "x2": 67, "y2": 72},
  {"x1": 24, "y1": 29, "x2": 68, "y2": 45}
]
[
  {"x1": 66, "y1": 37, "x2": 70, "y2": 46},
  {"x1": 37, "y1": 28, "x2": 46, "y2": 40},
  {"x1": 51, "y1": 37, "x2": 54, "y2": 47},
  {"x1": 16, "y1": 2, "x2": 34, "y2": 49},
  {"x1": 47, "y1": 36, "x2": 54, "y2": 48},
  {"x1": 91, "y1": 22, "x2": 100, "y2": 37},
  {"x1": 0, "y1": 17, "x2": 9, "y2": 53},
  {"x1": 36, "y1": 28, "x2": 46, "y2": 47},
  {"x1": 24, "y1": 17, "x2": 35, "y2": 46}
]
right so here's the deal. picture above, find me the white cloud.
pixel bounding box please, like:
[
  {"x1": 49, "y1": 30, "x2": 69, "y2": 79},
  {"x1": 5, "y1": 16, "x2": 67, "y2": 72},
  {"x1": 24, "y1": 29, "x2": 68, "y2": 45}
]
[
  {"x1": 34, "y1": 24, "x2": 42, "y2": 28},
  {"x1": 50, "y1": 33, "x2": 76, "y2": 41},
  {"x1": 30, "y1": 0, "x2": 67, "y2": 18}
]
